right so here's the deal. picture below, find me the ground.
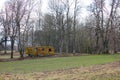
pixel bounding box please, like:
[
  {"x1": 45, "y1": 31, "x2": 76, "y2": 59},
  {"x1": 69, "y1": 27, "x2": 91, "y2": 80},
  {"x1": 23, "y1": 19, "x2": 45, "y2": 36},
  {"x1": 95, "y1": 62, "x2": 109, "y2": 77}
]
[
  {"x1": 0, "y1": 54, "x2": 120, "y2": 80},
  {"x1": 0, "y1": 61, "x2": 120, "y2": 80}
]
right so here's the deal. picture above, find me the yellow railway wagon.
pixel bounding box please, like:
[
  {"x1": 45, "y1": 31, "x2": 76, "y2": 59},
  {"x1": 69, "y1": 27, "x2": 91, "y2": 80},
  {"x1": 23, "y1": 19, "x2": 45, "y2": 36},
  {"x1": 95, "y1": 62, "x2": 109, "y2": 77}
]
[
  {"x1": 25, "y1": 47, "x2": 37, "y2": 56},
  {"x1": 26, "y1": 46, "x2": 55, "y2": 57}
]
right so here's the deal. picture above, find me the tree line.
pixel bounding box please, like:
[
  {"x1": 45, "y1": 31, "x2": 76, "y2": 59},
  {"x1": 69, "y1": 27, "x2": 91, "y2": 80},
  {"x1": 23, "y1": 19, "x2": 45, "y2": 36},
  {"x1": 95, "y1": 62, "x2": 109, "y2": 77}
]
[{"x1": 0, "y1": 0, "x2": 120, "y2": 58}]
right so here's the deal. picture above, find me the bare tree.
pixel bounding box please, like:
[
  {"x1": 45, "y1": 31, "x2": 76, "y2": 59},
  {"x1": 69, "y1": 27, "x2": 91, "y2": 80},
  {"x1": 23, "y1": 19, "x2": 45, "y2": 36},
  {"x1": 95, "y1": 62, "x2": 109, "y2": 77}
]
[
  {"x1": 107, "y1": 0, "x2": 120, "y2": 53},
  {"x1": 34, "y1": 0, "x2": 42, "y2": 46},
  {"x1": 48, "y1": 0, "x2": 66, "y2": 53},
  {"x1": 72, "y1": 0, "x2": 81, "y2": 53},
  {"x1": 89, "y1": 0, "x2": 106, "y2": 53},
  {"x1": 62, "y1": 0, "x2": 73, "y2": 53},
  {"x1": 5, "y1": 0, "x2": 35, "y2": 58},
  {"x1": 89, "y1": 0, "x2": 120, "y2": 53},
  {"x1": 0, "y1": 7, "x2": 10, "y2": 54},
  {"x1": 0, "y1": 1, "x2": 18, "y2": 58}
]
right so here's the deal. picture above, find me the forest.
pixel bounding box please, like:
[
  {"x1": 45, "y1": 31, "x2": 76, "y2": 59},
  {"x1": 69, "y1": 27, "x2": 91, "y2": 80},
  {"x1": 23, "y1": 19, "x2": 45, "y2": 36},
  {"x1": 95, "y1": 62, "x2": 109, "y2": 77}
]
[{"x1": 0, "y1": 0, "x2": 120, "y2": 58}]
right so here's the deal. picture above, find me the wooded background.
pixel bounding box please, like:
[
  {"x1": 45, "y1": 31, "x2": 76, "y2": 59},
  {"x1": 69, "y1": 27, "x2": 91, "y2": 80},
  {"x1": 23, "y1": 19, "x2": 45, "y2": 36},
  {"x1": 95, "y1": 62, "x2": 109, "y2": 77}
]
[{"x1": 0, "y1": 0, "x2": 120, "y2": 58}]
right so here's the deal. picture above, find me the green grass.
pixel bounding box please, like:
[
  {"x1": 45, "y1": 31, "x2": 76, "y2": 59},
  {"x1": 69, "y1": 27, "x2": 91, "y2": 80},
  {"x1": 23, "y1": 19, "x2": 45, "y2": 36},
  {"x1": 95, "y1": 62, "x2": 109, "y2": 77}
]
[{"x1": 0, "y1": 54, "x2": 120, "y2": 73}]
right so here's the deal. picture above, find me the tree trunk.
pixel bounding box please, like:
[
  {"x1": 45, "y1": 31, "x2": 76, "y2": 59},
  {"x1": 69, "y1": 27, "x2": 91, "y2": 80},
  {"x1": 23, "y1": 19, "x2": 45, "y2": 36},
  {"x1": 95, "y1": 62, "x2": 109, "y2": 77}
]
[
  {"x1": 4, "y1": 37, "x2": 7, "y2": 54},
  {"x1": 60, "y1": 40, "x2": 63, "y2": 53},
  {"x1": 20, "y1": 49, "x2": 24, "y2": 58},
  {"x1": 73, "y1": 18, "x2": 76, "y2": 54},
  {"x1": 95, "y1": 28, "x2": 100, "y2": 53},
  {"x1": 10, "y1": 37, "x2": 14, "y2": 59},
  {"x1": 17, "y1": 22, "x2": 24, "y2": 58},
  {"x1": 104, "y1": 34, "x2": 109, "y2": 54}
]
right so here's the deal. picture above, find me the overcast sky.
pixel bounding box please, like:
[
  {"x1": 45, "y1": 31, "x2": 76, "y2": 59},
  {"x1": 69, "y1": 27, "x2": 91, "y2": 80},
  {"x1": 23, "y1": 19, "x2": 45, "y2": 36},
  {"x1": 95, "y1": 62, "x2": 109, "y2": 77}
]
[
  {"x1": 41, "y1": 0, "x2": 92, "y2": 19},
  {"x1": 0, "y1": 0, "x2": 6, "y2": 9},
  {"x1": 0, "y1": 0, "x2": 92, "y2": 9},
  {"x1": 0, "y1": 0, "x2": 92, "y2": 17}
]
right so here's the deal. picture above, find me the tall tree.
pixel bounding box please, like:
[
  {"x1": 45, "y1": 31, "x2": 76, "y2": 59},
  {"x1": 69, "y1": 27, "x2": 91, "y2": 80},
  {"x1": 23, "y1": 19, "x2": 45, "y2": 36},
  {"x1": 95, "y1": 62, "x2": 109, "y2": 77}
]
[
  {"x1": 107, "y1": 0, "x2": 120, "y2": 53},
  {"x1": 5, "y1": 0, "x2": 35, "y2": 58},
  {"x1": 0, "y1": 7, "x2": 10, "y2": 54},
  {"x1": 89, "y1": 0, "x2": 106, "y2": 53},
  {"x1": 48, "y1": 0, "x2": 66, "y2": 53},
  {"x1": 73, "y1": 0, "x2": 81, "y2": 53}
]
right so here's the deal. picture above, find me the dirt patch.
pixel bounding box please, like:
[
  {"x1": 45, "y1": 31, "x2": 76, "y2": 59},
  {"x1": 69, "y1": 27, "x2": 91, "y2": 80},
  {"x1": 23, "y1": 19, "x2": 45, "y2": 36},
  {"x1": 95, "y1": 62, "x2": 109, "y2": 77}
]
[
  {"x1": 31, "y1": 61, "x2": 120, "y2": 80},
  {"x1": 0, "y1": 61, "x2": 120, "y2": 80}
]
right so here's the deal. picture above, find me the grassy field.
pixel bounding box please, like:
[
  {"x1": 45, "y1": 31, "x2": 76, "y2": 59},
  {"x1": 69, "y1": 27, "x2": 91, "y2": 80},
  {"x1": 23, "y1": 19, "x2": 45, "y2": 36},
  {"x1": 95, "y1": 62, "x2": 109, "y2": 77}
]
[
  {"x1": 0, "y1": 54, "x2": 120, "y2": 73},
  {"x1": 0, "y1": 54, "x2": 120, "y2": 80}
]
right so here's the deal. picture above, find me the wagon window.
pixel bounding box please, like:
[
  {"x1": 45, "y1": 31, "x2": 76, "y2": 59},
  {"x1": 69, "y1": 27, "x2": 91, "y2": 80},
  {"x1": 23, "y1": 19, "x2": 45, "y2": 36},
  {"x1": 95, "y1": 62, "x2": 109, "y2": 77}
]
[
  {"x1": 49, "y1": 48, "x2": 52, "y2": 52},
  {"x1": 42, "y1": 48, "x2": 44, "y2": 51}
]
